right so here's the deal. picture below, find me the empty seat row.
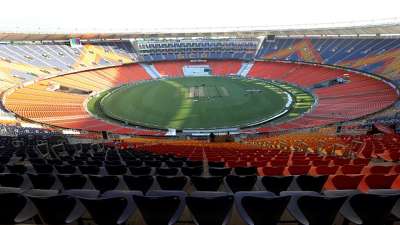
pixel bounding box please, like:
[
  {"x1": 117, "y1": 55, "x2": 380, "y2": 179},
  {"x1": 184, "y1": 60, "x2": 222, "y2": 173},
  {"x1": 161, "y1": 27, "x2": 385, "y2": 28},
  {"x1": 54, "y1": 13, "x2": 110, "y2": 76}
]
[
  {"x1": 0, "y1": 188, "x2": 399, "y2": 225},
  {"x1": 0, "y1": 173, "x2": 397, "y2": 194}
]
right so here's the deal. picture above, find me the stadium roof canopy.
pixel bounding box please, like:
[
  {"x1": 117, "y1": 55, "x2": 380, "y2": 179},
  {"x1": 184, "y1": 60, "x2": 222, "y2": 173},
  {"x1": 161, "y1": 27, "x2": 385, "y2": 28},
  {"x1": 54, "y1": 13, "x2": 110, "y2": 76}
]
[{"x1": 1, "y1": 19, "x2": 400, "y2": 41}]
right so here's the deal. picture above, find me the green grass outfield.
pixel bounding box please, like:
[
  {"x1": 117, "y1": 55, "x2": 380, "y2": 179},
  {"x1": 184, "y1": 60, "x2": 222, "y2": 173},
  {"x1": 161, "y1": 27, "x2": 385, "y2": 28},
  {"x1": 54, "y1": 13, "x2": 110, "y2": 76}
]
[{"x1": 87, "y1": 76, "x2": 315, "y2": 130}]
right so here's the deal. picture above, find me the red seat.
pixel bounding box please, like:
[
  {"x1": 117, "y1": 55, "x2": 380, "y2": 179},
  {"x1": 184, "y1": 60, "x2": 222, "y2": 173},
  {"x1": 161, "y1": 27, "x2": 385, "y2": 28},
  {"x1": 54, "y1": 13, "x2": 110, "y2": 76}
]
[
  {"x1": 228, "y1": 161, "x2": 248, "y2": 168},
  {"x1": 352, "y1": 158, "x2": 370, "y2": 166},
  {"x1": 341, "y1": 165, "x2": 364, "y2": 174},
  {"x1": 251, "y1": 160, "x2": 268, "y2": 167},
  {"x1": 395, "y1": 165, "x2": 400, "y2": 173},
  {"x1": 333, "y1": 158, "x2": 351, "y2": 166},
  {"x1": 288, "y1": 165, "x2": 311, "y2": 175},
  {"x1": 291, "y1": 160, "x2": 310, "y2": 166},
  {"x1": 312, "y1": 160, "x2": 331, "y2": 166},
  {"x1": 262, "y1": 166, "x2": 285, "y2": 176},
  {"x1": 369, "y1": 166, "x2": 393, "y2": 174},
  {"x1": 364, "y1": 174, "x2": 398, "y2": 189},
  {"x1": 331, "y1": 175, "x2": 364, "y2": 190},
  {"x1": 315, "y1": 166, "x2": 339, "y2": 175},
  {"x1": 270, "y1": 160, "x2": 288, "y2": 167}
]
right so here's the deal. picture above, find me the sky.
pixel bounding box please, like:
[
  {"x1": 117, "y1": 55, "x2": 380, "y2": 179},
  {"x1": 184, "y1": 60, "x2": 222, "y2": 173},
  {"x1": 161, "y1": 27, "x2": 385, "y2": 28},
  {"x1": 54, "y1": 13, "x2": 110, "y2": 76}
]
[{"x1": 0, "y1": 0, "x2": 399, "y2": 33}]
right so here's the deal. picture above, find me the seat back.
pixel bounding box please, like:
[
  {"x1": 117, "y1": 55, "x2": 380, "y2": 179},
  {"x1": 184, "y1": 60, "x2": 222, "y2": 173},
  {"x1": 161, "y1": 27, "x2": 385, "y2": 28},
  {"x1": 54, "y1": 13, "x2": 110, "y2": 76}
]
[
  {"x1": 190, "y1": 176, "x2": 223, "y2": 191},
  {"x1": 105, "y1": 165, "x2": 127, "y2": 175},
  {"x1": 364, "y1": 174, "x2": 398, "y2": 189},
  {"x1": 0, "y1": 193, "x2": 28, "y2": 224},
  {"x1": 349, "y1": 193, "x2": 400, "y2": 225},
  {"x1": 156, "y1": 167, "x2": 179, "y2": 176},
  {"x1": 297, "y1": 196, "x2": 346, "y2": 225},
  {"x1": 315, "y1": 166, "x2": 339, "y2": 175},
  {"x1": 234, "y1": 167, "x2": 257, "y2": 176},
  {"x1": 296, "y1": 175, "x2": 328, "y2": 192},
  {"x1": 181, "y1": 166, "x2": 203, "y2": 176},
  {"x1": 239, "y1": 194, "x2": 290, "y2": 225},
  {"x1": 28, "y1": 173, "x2": 56, "y2": 189},
  {"x1": 209, "y1": 168, "x2": 232, "y2": 177},
  {"x1": 156, "y1": 176, "x2": 188, "y2": 190},
  {"x1": 123, "y1": 175, "x2": 154, "y2": 193},
  {"x1": 128, "y1": 166, "x2": 152, "y2": 175},
  {"x1": 89, "y1": 175, "x2": 120, "y2": 193},
  {"x1": 331, "y1": 175, "x2": 363, "y2": 190},
  {"x1": 133, "y1": 195, "x2": 182, "y2": 225},
  {"x1": 225, "y1": 175, "x2": 257, "y2": 193},
  {"x1": 288, "y1": 166, "x2": 311, "y2": 175},
  {"x1": 58, "y1": 174, "x2": 87, "y2": 190},
  {"x1": 78, "y1": 165, "x2": 100, "y2": 175},
  {"x1": 261, "y1": 176, "x2": 294, "y2": 195},
  {"x1": 80, "y1": 197, "x2": 128, "y2": 225},
  {"x1": 186, "y1": 193, "x2": 234, "y2": 225},
  {"x1": 0, "y1": 173, "x2": 24, "y2": 188},
  {"x1": 29, "y1": 195, "x2": 78, "y2": 224},
  {"x1": 262, "y1": 167, "x2": 285, "y2": 176}
]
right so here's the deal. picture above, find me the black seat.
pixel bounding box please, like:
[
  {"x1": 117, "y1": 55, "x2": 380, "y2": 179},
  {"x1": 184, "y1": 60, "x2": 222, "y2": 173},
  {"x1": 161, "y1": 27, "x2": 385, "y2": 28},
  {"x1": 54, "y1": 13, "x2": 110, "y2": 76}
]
[
  {"x1": 234, "y1": 167, "x2": 257, "y2": 176},
  {"x1": 190, "y1": 176, "x2": 223, "y2": 191},
  {"x1": 105, "y1": 165, "x2": 127, "y2": 175},
  {"x1": 261, "y1": 176, "x2": 294, "y2": 195},
  {"x1": 7, "y1": 165, "x2": 27, "y2": 174},
  {"x1": 186, "y1": 160, "x2": 203, "y2": 167},
  {"x1": 133, "y1": 194, "x2": 183, "y2": 225},
  {"x1": 104, "y1": 160, "x2": 122, "y2": 166},
  {"x1": 29, "y1": 158, "x2": 46, "y2": 164},
  {"x1": 29, "y1": 195, "x2": 82, "y2": 225},
  {"x1": 345, "y1": 193, "x2": 400, "y2": 225},
  {"x1": 55, "y1": 165, "x2": 77, "y2": 174},
  {"x1": 145, "y1": 160, "x2": 162, "y2": 167},
  {"x1": 67, "y1": 160, "x2": 85, "y2": 166},
  {"x1": 28, "y1": 173, "x2": 56, "y2": 189},
  {"x1": 46, "y1": 159, "x2": 63, "y2": 165},
  {"x1": 86, "y1": 160, "x2": 103, "y2": 166},
  {"x1": 0, "y1": 165, "x2": 5, "y2": 173},
  {"x1": 128, "y1": 166, "x2": 152, "y2": 175},
  {"x1": 57, "y1": 174, "x2": 87, "y2": 190},
  {"x1": 78, "y1": 165, "x2": 100, "y2": 175},
  {"x1": 209, "y1": 167, "x2": 232, "y2": 177},
  {"x1": 89, "y1": 175, "x2": 120, "y2": 193},
  {"x1": 0, "y1": 173, "x2": 24, "y2": 188},
  {"x1": 181, "y1": 166, "x2": 203, "y2": 176},
  {"x1": 156, "y1": 167, "x2": 179, "y2": 176},
  {"x1": 32, "y1": 164, "x2": 54, "y2": 173},
  {"x1": 236, "y1": 192, "x2": 291, "y2": 225},
  {"x1": 294, "y1": 195, "x2": 347, "y2": 225},
  {"x1": 79, "y1": 196, "x2": 130, "y2": 225},
  {"x1": 123, "y1": 175, "x2": 154, "y2": 193},
  {"x1": 225, "y1": 175, "x2": 257, "y2": 193},
  {"x1": 296, "y1": 175, "x2": 328, "y2": 192},
  {"x1": 208, "y1": 161, "x2": 225, "y2": 168},
  {"x1": 186, "y1": 192, "x2": 234, "y2": 225},
  {"x1": 124, "y1": 160, "x2": 143, "y2": 167},
  {"x1": 165, "y1": 161, "x2": 184, "y2": 168},
  {"x1": 0, "y1": 193, "x2": 31, "y2": 224},
  {"x1": 156, "y1": 176, "x2": 188, "y2": 190}
]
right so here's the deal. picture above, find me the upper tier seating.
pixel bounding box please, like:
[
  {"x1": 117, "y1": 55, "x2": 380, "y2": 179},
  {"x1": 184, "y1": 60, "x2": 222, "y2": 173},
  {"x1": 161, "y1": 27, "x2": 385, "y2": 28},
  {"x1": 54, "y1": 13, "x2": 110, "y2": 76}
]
[{"x1": 256, "y1": 38, "x2": 400, "y2": 80}]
